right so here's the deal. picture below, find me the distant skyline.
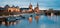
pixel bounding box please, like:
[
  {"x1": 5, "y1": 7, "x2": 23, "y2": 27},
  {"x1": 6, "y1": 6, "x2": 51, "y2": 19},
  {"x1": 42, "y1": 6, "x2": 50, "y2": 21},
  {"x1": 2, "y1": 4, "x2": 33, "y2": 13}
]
[{"x1": 0, "y1": 0, "x2": 60, "y2": 10}]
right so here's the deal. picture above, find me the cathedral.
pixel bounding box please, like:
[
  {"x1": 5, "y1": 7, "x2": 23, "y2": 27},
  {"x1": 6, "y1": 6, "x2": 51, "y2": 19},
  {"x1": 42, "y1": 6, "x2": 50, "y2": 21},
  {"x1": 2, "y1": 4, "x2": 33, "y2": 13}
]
[
  {"x1": 20, "y1": 3, "x2": 34, "y2": 13},
  {"x1": 28, "y1": 3, "x2": 33, "y2": 13},
  {"x1": 34, "y1": 3, "x2": 40, "y2": 13}
]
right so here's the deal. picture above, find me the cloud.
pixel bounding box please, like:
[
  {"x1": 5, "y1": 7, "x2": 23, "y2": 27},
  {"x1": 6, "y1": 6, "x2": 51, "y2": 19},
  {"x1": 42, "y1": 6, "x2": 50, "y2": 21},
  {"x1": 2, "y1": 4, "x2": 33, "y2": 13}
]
[{"x1": 0, "y1": 0, "x2": 60, "y2": 10}]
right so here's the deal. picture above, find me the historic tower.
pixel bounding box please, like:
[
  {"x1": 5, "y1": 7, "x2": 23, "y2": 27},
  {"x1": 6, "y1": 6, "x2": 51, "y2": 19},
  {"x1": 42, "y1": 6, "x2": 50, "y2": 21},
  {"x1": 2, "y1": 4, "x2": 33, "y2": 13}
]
[
  {"x1": 34, "y1": 3, "x2": 40, "y2": 13},
  {"x1": 28, "y1": 3, "x2": 33, "y2": 12},
  {"x1": 36, "y1": 3, "x2": 39, "y2": 10},
  {"x1": 29, "y1": 3, "x2": 32, "y2": 9}
]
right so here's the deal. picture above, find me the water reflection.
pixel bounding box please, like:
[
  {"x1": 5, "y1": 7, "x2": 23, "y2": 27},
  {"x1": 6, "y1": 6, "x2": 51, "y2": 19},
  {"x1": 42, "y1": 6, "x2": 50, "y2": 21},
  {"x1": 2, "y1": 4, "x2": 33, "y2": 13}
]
[
  {"x1": 0, "y1": 15, "x2": 60, "y2": 28},
  {"x1": 40, "y1": 24, "x2": 46, "y2": 28},
  {"x1": 47, "y1": 15, "x2": 59, "y2": 22},
  {"x1": 35, "y1": 15, "x2": 40, "y2": 23},
  {"x1": 0, "y1": 20, "x2": 20, "y2": 26},
  {"x1": 28, "y1": 17, "x2": 32, "y2": 23}
]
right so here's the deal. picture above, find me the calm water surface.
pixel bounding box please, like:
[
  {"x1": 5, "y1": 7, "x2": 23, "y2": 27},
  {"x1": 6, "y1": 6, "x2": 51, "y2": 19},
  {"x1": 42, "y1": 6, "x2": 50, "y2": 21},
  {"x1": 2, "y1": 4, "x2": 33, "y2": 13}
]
[{"x1": 0, "y1": 15, "x2": 60, "y2": 28}]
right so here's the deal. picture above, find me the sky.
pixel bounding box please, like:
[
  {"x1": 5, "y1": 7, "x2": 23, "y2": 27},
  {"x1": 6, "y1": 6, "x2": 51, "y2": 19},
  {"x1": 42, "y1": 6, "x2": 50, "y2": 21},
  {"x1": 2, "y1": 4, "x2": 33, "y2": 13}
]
[{"x1": 0, "y1": 0, "x2": 60, "y2": 10}]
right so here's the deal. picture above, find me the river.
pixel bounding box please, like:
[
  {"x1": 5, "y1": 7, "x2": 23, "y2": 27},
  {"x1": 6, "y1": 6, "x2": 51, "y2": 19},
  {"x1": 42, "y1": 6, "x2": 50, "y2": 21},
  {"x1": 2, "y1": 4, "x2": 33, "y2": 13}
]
[{"x1": 0, "y1": 15, "x2": 60, "y2": 28}]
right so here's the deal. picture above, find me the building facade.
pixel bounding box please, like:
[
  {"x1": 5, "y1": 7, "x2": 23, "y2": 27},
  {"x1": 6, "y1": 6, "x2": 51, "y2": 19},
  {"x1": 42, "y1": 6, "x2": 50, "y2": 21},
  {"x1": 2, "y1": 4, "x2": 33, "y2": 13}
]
[
  {"x1": 34, "y1": 3, "x2": 40, "y2": 13},
  {"x1": 8, "y1": 6, "x2": 20, "y2": 12},
  {"x1": 8, "y1": 7, "x2": 20, "y2": 12}
]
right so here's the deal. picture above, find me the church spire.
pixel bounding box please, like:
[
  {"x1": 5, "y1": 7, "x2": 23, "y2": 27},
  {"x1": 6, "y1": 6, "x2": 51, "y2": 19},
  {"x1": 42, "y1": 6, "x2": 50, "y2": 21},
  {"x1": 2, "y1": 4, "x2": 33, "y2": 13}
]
[
  {"x1": 29, "y1": 3, "x2": 32, "y2": 9},
  {"x1": 30, "y1": 3, "x2": 32, "y2": 6},
  {"x1": 37, "y1": 3, "x2": 39, "y2": 8}
]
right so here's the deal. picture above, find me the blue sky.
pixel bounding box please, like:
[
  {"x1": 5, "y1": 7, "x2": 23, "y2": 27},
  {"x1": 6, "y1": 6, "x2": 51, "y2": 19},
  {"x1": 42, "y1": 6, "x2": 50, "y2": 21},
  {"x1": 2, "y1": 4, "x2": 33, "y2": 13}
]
[{"x1": 0, "y1": 0, "x2": 60, "y2": 10}]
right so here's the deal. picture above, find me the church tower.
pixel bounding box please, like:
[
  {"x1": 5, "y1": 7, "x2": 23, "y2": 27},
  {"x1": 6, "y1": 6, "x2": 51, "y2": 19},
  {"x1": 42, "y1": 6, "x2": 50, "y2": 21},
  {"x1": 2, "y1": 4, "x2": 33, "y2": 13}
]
[
  {"x1": 29, "y1": 3, "x2": 32, "y2": 9},
  {"x1": 28, "y1": 3, "x2": 33, "y2": 13},
  {"x1": 34, "y1": 3, "x2": 40, "y2": 13},
  {"x1": 36, "y1": 3, "x2": 39, "y2": 10}
]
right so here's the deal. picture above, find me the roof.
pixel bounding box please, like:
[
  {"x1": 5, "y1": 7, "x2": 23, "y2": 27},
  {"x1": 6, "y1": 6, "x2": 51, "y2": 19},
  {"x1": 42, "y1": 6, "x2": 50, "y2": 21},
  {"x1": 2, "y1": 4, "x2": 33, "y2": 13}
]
[
  {"x1": 20, "y1": 8, "x2": 29, "y2": 10},
  {"x1": 0, "y1": 7, "x2": 4, "y2": 10}
]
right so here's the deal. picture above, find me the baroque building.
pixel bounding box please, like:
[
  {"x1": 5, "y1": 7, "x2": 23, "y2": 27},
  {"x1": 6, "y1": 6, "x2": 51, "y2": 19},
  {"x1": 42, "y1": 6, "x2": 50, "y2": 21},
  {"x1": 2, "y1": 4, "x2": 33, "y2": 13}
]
[
  {"x1": 28, "y1": 3, "x2": 33, "y2": 13},
  {"x1": 8, "y1": 6, "x2": 20, "y2": 12},
  {"x1": 20, "y1": 3, "x2": 33, "y2": 13},
  {"x1": 34, "y1": 3, "x2": 40, "y2": 13}
]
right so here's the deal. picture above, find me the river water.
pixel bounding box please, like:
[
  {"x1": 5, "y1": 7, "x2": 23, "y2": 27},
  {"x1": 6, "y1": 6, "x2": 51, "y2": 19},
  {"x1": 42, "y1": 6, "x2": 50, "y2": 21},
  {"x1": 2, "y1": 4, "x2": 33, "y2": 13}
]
[{"x1": 0, "y1": 15, "x2": 60, "y2": 28}]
